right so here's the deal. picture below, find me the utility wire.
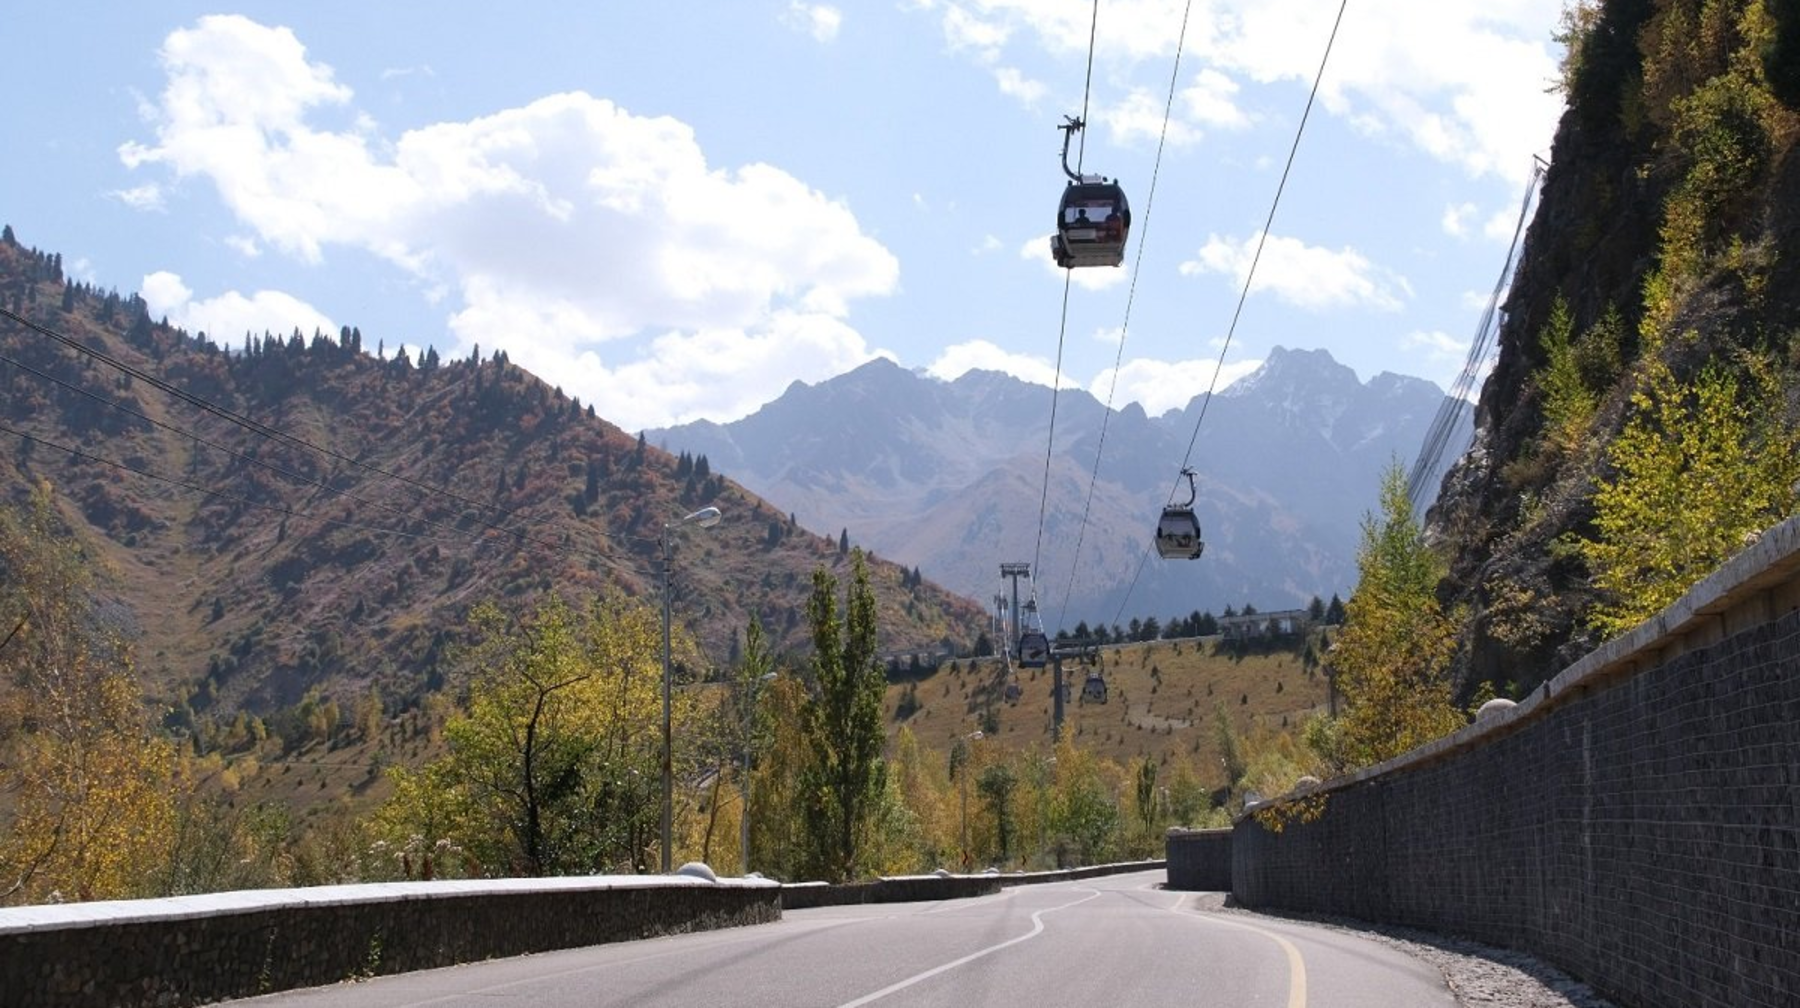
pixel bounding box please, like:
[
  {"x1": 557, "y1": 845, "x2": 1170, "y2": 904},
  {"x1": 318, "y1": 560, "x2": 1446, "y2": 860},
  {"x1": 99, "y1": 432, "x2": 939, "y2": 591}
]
[{"x1": 1110, "y1": 0, "x2": 1348, "y2": 628}]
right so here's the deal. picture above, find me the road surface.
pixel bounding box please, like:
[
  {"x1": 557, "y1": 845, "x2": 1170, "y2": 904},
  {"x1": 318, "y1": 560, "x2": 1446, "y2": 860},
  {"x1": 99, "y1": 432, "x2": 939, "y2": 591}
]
[{"x1": 228, "y1": 870, "x2": 1452, "y2": 1007}]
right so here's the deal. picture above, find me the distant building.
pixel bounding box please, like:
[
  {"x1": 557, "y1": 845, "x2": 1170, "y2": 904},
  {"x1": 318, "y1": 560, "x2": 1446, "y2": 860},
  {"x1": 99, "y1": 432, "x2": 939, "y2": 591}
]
[{"x1": 1217, "y1": 608, "x2": 1311, "y2": 641}]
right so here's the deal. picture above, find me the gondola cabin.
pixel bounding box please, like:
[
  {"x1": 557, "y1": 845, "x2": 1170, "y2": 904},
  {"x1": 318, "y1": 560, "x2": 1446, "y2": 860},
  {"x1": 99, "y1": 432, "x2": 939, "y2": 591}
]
[
  {"x1": 1052, "y1": 180, "x2": 1129, "y2": 269},
  {"x1": 1081, "y1": 670, "x2": 1108, "y2": 704},
  {"x1": 1155, "y1": 506, "x2": 1204, "y2": 560},
  {"x1": 1018, "y1": 631, "x2": 1050, "y2": 669}
]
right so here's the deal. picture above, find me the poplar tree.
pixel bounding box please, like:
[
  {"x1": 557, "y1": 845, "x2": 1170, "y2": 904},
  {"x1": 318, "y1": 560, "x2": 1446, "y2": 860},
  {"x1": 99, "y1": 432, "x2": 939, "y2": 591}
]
[{"x1": 798, "y1": 551, "x2": 886, "y2": 882}]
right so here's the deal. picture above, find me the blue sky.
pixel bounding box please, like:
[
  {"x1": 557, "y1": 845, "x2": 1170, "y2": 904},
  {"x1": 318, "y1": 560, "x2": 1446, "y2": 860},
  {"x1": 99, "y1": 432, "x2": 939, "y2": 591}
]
[{"x1": 3, "y1": 1, "x2": 1567, "y2": 433}]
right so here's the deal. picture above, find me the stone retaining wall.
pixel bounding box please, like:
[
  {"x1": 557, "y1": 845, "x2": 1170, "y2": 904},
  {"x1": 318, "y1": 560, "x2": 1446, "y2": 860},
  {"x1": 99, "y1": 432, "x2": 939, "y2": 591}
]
[
  {"x1": 0, "y1": 876, "x2": 779, "y2": 1008},
  {"x1": 1163, "y1": 829, "x2": 1232, "y2": 891},
  {"x1": 1231, "y1": 516, "x2": 1800, "y2": 1008}
]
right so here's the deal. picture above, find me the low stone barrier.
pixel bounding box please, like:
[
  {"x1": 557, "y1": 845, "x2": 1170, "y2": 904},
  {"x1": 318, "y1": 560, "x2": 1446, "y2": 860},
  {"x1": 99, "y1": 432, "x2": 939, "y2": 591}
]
[
  {"x1": 779, "y1": 860, "x2": 1166, "y2": 910},
  {"x1": 1163, "y1": 828, "x2": 1232, "y2": 891},
  {"x1": 0, "y1": 875, "x2": 779, "y2": 1008}
]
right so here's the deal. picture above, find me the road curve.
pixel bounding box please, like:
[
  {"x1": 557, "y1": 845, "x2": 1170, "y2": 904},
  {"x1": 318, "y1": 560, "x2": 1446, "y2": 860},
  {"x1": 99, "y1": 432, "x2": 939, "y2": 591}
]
[{"x1": 226, "y1": 871, "x2": 1452, "y2": 1008}]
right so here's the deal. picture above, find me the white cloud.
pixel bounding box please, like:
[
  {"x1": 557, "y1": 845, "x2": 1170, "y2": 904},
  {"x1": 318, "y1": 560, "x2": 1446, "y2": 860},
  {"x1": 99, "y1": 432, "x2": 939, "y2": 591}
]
[
  {"x1": 140, "y1": 270, "x2": 337, "y2": 343},
  {"x1": 1484, "y1": 203, "x2": 1527, "y2": 242},
  {"x1": 1104, "y1": 87, "x2": 1199, "y2": 148},
  {"x1": 1402, "y1": 329, "x2": 1467, "y2": 359},
  {"x1": 1181, "y1": 68, "x2": 1250, "y2": 130},
  {"x1": 1178, "y1": 231, "x2": 1408, "y2": 311},
  {"x1": 119, "y1": 15, "x2": 899, "y2": 431},
  {"x1": 1442, "y1": 202, "x2": 1476, "y2": 238},
  {"x1": 926, "y1": 339, "x2": 1079, "y2": 389},
  {"x1": 941, "y1": 5, "x2": 1011, "y2": 60},
  {"x1": 915, "y1": 0, "x2": 1564, "y2": 182},
  {"x1": 783, "y1": 2, "x2": 843, "y2": 43},
  {"x1": 1019, "y1": 234, "x2": 1129, "y2": 291},
  {"x1": 111, "y1": 183, "x2": 165, "y2": 211},
  {"x1": 1091, "y1": 356, "x2": 1263, "y2": 415},
  {"x1": 994, "y1": 66, "x2": 1047, "y2": 104},
  {"x1": 973, "y1": 234, "x2": 1004, "y2": 255}
]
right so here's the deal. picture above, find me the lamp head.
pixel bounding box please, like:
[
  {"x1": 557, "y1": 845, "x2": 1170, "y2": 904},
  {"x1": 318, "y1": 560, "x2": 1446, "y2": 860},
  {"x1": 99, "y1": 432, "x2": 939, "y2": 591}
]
[{"x1": 685, "y1": 506, "x2": 722, "y2": 529}]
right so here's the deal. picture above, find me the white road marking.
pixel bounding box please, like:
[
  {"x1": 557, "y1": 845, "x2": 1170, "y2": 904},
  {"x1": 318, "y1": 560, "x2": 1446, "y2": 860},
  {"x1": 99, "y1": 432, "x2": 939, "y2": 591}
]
[{"x1": 832, "y1": 888, "x2": 1104, "y2": 1007}]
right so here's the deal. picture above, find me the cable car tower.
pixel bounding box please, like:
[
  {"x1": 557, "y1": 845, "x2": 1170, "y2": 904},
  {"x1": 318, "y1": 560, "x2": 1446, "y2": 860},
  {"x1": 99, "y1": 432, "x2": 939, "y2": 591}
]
[{"x1": 1050, "y1": 116, "x2": 1130, "y2": 269}]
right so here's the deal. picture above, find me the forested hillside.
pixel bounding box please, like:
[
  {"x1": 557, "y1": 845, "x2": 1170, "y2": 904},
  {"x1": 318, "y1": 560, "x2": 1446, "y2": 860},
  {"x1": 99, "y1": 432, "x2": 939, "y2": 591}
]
[
  {"x1": 0, "y1": 229, "x2": 984, "y2": 734},
  {"x1": 1432, "y1": 0, "x2": 1800, "y2": 696}
]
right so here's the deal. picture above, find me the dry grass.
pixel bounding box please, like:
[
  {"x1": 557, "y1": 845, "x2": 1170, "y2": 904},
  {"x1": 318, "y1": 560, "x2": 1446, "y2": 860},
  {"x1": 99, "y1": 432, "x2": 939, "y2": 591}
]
[{"x1": 884, "y1": 634, "x2": 1328, "y2": 789}]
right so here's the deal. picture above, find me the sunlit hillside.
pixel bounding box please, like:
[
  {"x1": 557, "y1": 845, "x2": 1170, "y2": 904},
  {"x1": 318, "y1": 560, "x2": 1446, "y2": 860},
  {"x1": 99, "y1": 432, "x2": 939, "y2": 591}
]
[{"x1": 884, "y1": 633, "x2": 1331, "y2": 796}]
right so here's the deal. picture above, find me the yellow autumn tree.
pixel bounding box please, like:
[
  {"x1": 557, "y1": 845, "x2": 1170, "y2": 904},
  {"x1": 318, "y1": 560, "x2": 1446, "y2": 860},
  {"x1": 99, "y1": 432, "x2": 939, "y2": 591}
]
[
  {"x1": 1323, "y1": 463, "x2": 1465, "y2": 768},
  {"x1": 371, "y1": 592, "x2": 699, "y2": 877},
  {"x1": 0, "y1": 481, "x2": 180, "y2": 904},
  {"x1": 1575, "y1": 353, "x2": 1800, "y2": 636}
]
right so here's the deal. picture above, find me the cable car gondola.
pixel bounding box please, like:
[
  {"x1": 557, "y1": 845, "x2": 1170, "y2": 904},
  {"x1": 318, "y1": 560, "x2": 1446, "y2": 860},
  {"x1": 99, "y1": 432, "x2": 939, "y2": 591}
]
[
  {"x1": 1156, "y1": 467, "x2": 1205, "y2": 560},
  {"x1": 1017, "y1": 631, "x2": 1049, "y2": 669},
  {"x1": 1081, "y1": 670, "x2": 1109, "y2": 704},
  {"x1": 1051, "y1": 116, "x2": 1130, "y2": 270}
]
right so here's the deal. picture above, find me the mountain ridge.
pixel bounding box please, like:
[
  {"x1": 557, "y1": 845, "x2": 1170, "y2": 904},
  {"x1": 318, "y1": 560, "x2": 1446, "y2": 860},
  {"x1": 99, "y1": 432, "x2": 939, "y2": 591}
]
[{"x1": 651, "y1": 345, "x2": 1456, "y2": 625}]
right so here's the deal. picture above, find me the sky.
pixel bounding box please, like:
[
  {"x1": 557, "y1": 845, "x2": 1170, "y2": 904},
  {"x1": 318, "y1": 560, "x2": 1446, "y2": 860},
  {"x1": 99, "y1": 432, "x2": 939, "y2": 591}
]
[{"x1": 2, "y1": 1, "x2": 1568, "y2": 434}]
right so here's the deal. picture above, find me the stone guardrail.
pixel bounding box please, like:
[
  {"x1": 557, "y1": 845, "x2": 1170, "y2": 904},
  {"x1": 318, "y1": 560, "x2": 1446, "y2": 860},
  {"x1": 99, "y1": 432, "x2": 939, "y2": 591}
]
[
  {"x1": 780, "y1": 860, "x2": 1166, "y2": 909},
  {"x1": 1228, "y1": 515, "x2": 1800, "y2": 1008},
  {"x1": 1, "y1": 855, "x2": 1169, "y2": 1006},
  {"x1": 0, "y1": 875, "x2": 778, "y2": 1008}
]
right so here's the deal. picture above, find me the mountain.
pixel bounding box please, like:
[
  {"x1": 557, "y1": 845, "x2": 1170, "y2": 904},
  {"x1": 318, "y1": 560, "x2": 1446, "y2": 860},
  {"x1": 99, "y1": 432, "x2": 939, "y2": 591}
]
[
  {"x1": 0, "y1": 231, "x2": 986, "y2": 725},
  {"x1": 1427, "y1": 1, "x2": 1800, "y2": 695},
  {"x1": 651, "y1": 347, "x2": 1454, "y2": 627}
]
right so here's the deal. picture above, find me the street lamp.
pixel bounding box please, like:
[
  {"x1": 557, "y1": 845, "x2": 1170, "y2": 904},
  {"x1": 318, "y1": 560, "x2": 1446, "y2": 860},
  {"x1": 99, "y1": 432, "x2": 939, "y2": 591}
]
[{"x1": 662, "y1": 505, "x2": 721, "y2": 872}]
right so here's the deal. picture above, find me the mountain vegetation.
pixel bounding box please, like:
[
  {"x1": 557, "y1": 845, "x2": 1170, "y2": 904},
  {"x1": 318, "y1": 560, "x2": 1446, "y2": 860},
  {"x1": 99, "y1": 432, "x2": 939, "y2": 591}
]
[
  {"x1": 0, "y1": 229, "x2": 983, "y2": 736},
  {"x1": 1430, "y1": 0, "x2": 1800, "y2": 697},
  {"x1": 8, "y1": 0, "x2": 1800, "y2": 903}
]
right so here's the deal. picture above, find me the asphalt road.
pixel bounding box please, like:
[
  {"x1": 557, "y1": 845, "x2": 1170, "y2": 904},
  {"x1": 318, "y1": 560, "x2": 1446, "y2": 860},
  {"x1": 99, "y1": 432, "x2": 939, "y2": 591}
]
[{"x1": 228, "y1": 871, "x2": 1453, "y2": 1008}]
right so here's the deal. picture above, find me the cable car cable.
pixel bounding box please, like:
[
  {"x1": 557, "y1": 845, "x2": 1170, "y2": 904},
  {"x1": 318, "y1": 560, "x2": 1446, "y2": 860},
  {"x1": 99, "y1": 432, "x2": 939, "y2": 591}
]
[
  {"x1": 1108, "y1": 0, "x2": 1348, "y2": 628},
  {"x1": 1053, "y1": 0, "x2": 1195, "y2": 633}
]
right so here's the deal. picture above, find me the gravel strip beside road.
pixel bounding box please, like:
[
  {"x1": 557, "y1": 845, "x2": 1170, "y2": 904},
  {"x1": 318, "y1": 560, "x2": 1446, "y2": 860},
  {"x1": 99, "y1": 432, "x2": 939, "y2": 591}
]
[{"x1": 1184, "y1": 893, "x2": 1619, "y2": 1008}]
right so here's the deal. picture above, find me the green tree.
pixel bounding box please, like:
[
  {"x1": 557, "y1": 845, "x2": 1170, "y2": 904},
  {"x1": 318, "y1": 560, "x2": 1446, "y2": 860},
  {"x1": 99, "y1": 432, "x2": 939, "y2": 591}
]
[
  {"x1": 0, "y1": 482, "x2": 180, "y2": 904},
  {"x1": 1575, "y1": 355, "x2": 1800, "y2": 635},
  {"x1": 798, "y1": 551, "x2": 887, "y2": 882},
  {"x1": 373, "y1": 593, "x2": 690, "y2": 876},
  {"x1": 976, "y1": 762, "x2": 1019, "y2": 864},
  {"x1": 1323, "y1": 463, "x2": 1464, "y2": 768}
]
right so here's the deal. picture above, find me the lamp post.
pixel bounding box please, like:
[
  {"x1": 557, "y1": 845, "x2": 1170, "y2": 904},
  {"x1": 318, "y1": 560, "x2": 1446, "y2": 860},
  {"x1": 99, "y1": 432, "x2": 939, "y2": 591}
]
[{"x1": 662, "y1": 505, "x2": 721, "y2": 873}]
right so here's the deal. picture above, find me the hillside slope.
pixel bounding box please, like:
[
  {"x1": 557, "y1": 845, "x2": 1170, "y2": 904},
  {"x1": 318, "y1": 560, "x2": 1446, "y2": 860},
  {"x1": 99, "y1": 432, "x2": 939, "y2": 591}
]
[{"x1": 0, "y1": 232, "x2": 985, "y2": 723}]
